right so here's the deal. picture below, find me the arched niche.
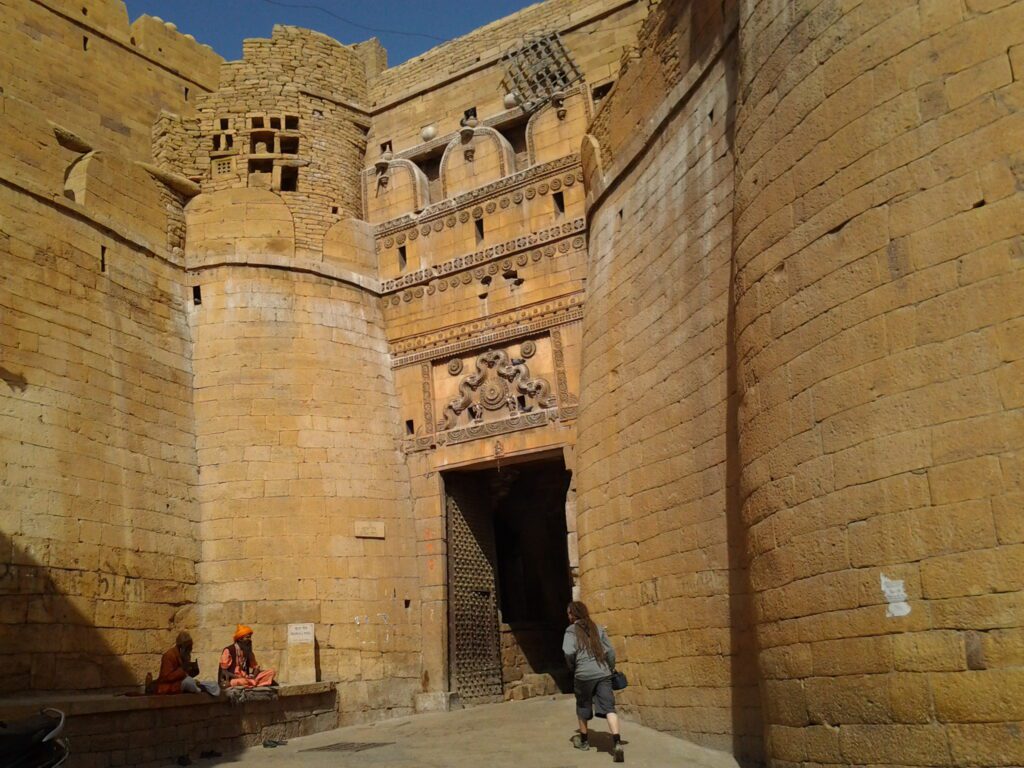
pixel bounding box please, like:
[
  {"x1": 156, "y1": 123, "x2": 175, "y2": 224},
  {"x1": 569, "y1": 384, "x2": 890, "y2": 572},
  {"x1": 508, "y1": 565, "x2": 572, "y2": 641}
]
[
  {"x1": 185, "y1": 188, "x2": 294, "y2": 268},
  {"x1": 323, "y1": 217, "x2": 376, "y2": 277},
  {"x1": 440, "y1": 126, "x2": 516, "y2": 199},
  {"x1": 362, "y1": 159, "x2": 429, "y2": 224},
  {"x1": 64, "y1": 151, "x2": 167, "y2": 253},
  {"x1": 527, "y1": 89, "x2": 592, "y2": 166}
]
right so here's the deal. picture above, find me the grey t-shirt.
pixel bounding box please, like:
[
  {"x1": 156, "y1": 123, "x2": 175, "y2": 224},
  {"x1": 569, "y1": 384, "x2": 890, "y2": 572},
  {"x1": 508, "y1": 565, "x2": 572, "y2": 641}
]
[{"x1": 562, "y1": 622, "x2": 616, "y2": 680}]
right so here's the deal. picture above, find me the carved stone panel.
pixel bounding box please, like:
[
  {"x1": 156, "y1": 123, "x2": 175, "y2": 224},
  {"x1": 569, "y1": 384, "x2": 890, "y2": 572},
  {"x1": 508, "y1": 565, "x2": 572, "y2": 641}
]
[{"x1": 440, "y1": 346, "x2": 557, "y2": 430}]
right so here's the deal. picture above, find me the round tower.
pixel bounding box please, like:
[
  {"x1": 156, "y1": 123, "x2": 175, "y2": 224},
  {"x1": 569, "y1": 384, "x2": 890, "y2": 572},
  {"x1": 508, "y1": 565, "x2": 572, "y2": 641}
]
[{"x1": 733, "y1": 2, "x2": 1024, "y2": 765}]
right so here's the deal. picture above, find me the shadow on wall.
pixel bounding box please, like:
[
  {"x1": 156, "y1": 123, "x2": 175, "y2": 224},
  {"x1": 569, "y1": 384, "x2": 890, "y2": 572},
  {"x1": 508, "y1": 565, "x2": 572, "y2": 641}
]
[
  {"x1": 0, "y1": 535, "x2": 333, "y2": 766},
  {"x1": 0, "y1": 533, "x2": 138, "y2": 693},
  {"x1": 715, "y1": 14, "x2": 764, "y2": 768}
]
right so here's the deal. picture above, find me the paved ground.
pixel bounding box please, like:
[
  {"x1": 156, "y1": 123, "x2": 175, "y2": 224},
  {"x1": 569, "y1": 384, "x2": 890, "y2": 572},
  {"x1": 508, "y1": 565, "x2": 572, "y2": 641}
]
[{"x1": 210, "y1": 696, "x2": 741, "y2": 768}]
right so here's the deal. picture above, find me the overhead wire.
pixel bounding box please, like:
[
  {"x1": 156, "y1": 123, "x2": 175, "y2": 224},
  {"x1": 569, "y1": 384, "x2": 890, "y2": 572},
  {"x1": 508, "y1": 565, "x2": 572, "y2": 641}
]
[{"x1": 256, "y1": 0, "x2": 446, "y2": 42}]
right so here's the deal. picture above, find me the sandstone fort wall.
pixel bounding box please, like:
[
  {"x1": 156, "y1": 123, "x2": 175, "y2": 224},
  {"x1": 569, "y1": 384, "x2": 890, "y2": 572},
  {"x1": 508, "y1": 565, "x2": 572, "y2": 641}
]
[
  {"x1": 1, "y1": 0, "x2": 220, "y2": 159},
  {"x1": 731, "y1": 0, "x2": 1024, "y2": 764},
  {"x1": 188, "y1": 266, "x2": 419, "y2": 721},
  {"x1": 0, "y1": 89, "x2": 198, "y2": 692},
  {"x1": 578, "y1": 0, "x2": 761, "y2": 759},
  {"x1": 2, "y1": 0, "x2": 1023, "y2": 763}
]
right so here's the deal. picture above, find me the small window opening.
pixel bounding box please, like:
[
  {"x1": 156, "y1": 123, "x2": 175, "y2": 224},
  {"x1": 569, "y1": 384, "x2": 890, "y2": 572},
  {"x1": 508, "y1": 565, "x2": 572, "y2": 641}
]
[
  {"x1": 331, "y1": 205, "x2": 339, "y2": 214},
  {"x1": 250, "y1": 130, "x2": 274, "y2": 154},
  {"x1": 280, "y1": 137, "x2": 299, "y2": 155},
  {"x1": 280, "y1": 166, "x2": 298, "y2": 192},
  {"x1": 212, "y1": 135, "x2": 221, "y2": 151},
  {"x1": 398, "y1": 245, "x2": 407, "y2": 271},
  {"x1": 405, "y1": 419, "x2": 415, "y2": 435},
  {"x1": 130, "y1": 36, "x2": 136, "y2": 45},
  {"x1": 553, "y1": 191, "x2": 565, "y2": 216},
  {"x1": 475, "y1": 218, "x2": 485, "y2": 244},
  {"x1": 248, "y1": 158, "x2": 273, "y2": 175},
  {"x1": 463, "y1": 107, "x2": 477, "y2": 120},
  {"x1": 497, "y1": 115, "x2": 529, "y2": 167},
  {"x1": 82, "y1": 36, "x2": 89, "y2": 51},
  {"x1": 285, "y1": 115, "x2": 299, "y2": 130},
  {"x1": 413, "y1": 147, "x2": 445, "y2": 201},
  {"x1": 380, "y1": 140, "x2": 393, "y2": 154},
  {"x1": 192, "y1": 285, "x2": 202, "y2": 306},
  {"x1": 81, "y1": 6, "x2": 88, "y2": 15},
  {"x1": 250, "y1": 116, "x2": 264, "y2": 129},
  {"x1": 404, "y1": 599, "x2": 411, "y2": 609},
  {"x1": 592, "y1": 81, "x2": 614, "y2": 105},
  {"x1": 270, "y1": 117, "x2": 282, "y2": 129},
  {"x1": 225, "y1": 134, "x2": 234, "y2": 149},
  {"x1": 219, "y1": 118, "x2": 229, "y2": 130},
  {"x1": 99, "y1": 245, "x2": 106, "y2": 272},
  {"x1": 184, "y1": 87, "x2": 190, "y2": 101}
]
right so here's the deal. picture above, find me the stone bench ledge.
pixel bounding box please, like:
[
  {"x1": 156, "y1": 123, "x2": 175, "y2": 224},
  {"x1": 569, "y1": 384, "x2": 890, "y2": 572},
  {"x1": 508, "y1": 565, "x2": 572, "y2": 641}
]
[{"x1": 0, "y1": 681, "x2": 336, "y2": 720}]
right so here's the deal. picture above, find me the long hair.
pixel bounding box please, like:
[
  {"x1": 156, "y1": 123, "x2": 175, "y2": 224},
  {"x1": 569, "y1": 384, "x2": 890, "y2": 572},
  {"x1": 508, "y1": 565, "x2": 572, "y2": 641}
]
[{"x1": 568, "y1": 600, "x2": 607, "y2": 665}]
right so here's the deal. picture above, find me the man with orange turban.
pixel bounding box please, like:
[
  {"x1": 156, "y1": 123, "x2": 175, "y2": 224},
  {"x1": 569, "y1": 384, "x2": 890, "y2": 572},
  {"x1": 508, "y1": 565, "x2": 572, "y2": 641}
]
[{"x1": 218, "y1": 625, "x2": 276, "y2": 688}]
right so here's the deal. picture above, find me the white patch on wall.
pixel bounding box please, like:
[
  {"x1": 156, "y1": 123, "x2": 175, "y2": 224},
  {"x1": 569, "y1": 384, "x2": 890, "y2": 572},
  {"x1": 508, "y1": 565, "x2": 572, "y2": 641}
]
[{"x1": 880, "y1": 574, "x2": 911, "y2": 617}]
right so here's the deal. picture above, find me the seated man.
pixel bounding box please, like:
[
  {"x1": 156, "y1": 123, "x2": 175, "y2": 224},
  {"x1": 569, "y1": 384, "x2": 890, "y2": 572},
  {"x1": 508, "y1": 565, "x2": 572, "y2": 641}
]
[
  {"x1": 146, "y1": 631, "x2": 218, "y2": 695},
  {"x1": 219, "y1": 625, "x2": 276, "y2": 688}
]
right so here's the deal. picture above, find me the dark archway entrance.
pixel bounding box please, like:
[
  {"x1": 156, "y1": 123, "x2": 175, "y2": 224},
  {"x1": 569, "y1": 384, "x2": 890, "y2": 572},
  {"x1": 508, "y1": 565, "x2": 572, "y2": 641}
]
[{"x1": 444, "y1": 455, "x2": 574, "y2": 706}]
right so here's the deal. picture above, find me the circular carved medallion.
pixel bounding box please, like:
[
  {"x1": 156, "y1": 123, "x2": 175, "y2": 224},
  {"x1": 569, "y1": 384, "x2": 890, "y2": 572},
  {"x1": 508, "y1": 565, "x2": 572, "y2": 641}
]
[
  {"x1": 521, "y1": 340, "x2": 537, "y2": 358},
  {"x1": 480, "y1": 379, "x2": 509, "y2": 410},
  {"x1": 447, "y1": 358, "x2": 464, "y2": 376}
]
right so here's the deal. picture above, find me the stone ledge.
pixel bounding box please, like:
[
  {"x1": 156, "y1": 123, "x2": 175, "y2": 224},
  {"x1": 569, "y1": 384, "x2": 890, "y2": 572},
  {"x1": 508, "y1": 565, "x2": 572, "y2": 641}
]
[{"x1": 0, "y1": 681, "x2": 336, "y2": 720}]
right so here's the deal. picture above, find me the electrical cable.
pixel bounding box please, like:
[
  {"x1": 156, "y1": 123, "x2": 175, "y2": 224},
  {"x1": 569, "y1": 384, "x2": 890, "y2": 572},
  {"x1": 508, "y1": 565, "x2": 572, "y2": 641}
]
[{"x1": 257, "y1": 0, "x2": 446, "y2": 41}]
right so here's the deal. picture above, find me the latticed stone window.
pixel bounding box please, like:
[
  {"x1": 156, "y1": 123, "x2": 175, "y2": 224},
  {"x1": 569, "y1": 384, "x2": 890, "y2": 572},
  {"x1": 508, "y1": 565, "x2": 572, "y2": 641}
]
[
  {"x1": 502, "y1": 32, "x2": 583, "y2": 112},
  {"x1": 213, "y1": 157, "x2": 233, "y2": 176}
]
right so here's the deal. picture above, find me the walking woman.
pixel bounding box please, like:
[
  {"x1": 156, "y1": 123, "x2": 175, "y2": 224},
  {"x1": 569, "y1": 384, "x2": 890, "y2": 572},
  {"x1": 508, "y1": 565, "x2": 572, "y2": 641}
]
[{"x1": 563, "y1": 600, "x2": 624, "y2": 762}]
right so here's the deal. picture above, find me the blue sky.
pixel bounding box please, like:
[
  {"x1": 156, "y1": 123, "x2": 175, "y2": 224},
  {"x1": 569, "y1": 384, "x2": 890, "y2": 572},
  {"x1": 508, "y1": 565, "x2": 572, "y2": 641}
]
[{"x1": 123, "y1": 0, "x2": 540, "y2": 65}]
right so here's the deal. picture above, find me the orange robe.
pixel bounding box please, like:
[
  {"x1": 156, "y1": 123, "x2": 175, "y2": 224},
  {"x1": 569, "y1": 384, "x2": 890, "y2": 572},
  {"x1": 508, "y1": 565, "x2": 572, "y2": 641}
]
[
  {"x1": 155, "y1": 646, "x2": 190, "y2": 694},
  {"x1": 219, "y1": 645, "x2": 275, "y2": 688}
]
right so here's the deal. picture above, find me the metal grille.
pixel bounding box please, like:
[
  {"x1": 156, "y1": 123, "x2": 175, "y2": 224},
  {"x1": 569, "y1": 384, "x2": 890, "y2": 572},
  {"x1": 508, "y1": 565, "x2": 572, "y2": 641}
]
[
  {"x1": 300, "y1": 742, "x2": 392, "y2": 753},
  {"x1": 447, "y1": 479, "x2": 503, "y2": 706},
  {"x1": 502, "y1": 32, "x2": 583, "y2": 112}
]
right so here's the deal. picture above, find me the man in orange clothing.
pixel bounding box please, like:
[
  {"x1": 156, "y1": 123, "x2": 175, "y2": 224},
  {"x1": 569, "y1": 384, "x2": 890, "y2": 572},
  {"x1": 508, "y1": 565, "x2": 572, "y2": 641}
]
[
  {"x1": 219, "y1": 625, "x2": 276, "y2": 688},
  {"x1": 146, "y1": 631, "x2": 219, "y2": 695}
]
